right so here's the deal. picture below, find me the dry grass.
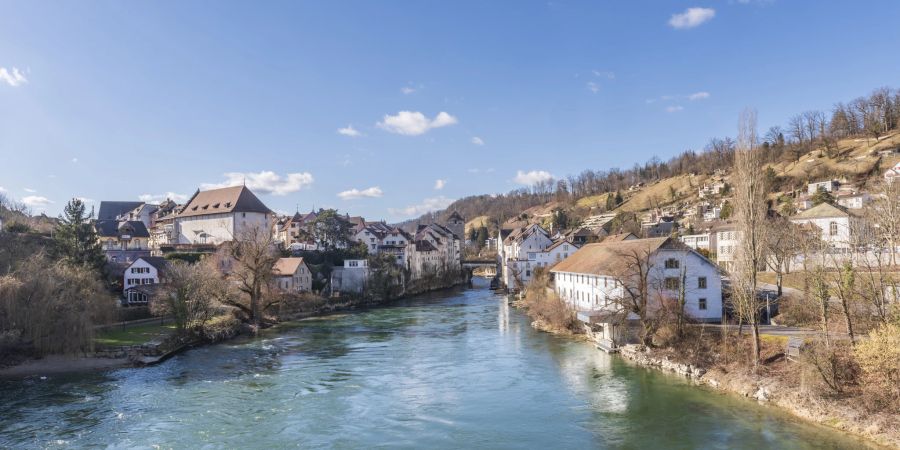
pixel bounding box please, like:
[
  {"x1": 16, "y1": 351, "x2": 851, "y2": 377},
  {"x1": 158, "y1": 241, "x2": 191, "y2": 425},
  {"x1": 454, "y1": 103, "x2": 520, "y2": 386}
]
[
  {"x1": 464, "y1": 215, "x2": 491, "y2": 234},
  {"x1": 615, "y1": 174, "x2": 704, "y2": 212}
]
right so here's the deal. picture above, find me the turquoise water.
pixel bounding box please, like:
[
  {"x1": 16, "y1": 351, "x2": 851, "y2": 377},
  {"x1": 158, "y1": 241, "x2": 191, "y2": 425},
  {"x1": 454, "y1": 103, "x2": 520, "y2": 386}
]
[{"x1": 0, "y1": 279, "x2": 872, "y2": 449}]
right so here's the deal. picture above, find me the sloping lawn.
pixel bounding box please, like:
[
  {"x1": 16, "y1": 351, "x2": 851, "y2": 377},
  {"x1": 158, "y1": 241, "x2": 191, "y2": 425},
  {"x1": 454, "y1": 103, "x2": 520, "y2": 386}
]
[{"x1": 94, "y1": 323, "x2": 176, "y2": 347}]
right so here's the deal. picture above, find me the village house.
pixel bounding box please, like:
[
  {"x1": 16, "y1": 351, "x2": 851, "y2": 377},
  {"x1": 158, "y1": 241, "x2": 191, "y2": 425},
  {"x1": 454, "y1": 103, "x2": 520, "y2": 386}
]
[
  {"x1": 148, "y1": 199, "x2": 180, "y2": 250},
  {"x1": 122, "y1": 256, "x2": 169, "y2": 305},
  {"x1": 174, "y1": 186, "x2": 272, "y2": 246},
  {"x1": 95, "y1": 219, "x2": 152, "y2": 264},
  {"x1": 272, "y1": 257, "x2": 312, "y2": 293},
  {"x1": 789, "y1": 202, "x2": 863, "y2": 250},
  {"x1": 712, "y1": 222, "x2": 739, "y2": 271},
  {"x1": 807, "y1": 179, "x2": 840, "y2": 195},
  {"x1": 836, "y1": 192, "x2": 871, "y2": 209},
  {"x1": 885, "y1": 161, "x2": 900, "y2": 184},
  {"x1": 680, "y1": 232, "x2": 716, "y2": 253},
  {"x1": 498, "y1": 224, "x2": 553, "y2": 290},
  {"x1": 331, "y1": 259, "x2": 369, "y2": 294},
  {"x1": 97, "y1": 201, "x2": 145, "y2": 222},
  {"x1": 408, "y1": 222, "x2": 462, "y2": 280},
  {"x1": 550, "y1": 237, "x2": 722, "y2": 350},
  {"x1": 274, "y1": 210, "x2": 319, "y2": 250}
]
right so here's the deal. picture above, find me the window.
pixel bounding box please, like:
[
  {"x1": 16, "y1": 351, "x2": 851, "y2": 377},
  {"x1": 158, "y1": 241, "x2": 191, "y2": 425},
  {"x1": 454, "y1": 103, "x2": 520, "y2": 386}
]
[
  {"x1": 664, "y1": 277, "x2": 680, "y2": 290},
  {"x1": 698, "y1": 277, "x2": 707, "y2": 289},
  {"x1": 665, "y1": 258, "x2": 680, "y2": 269},
  {"x1": 829, "y1": 221, "x2": 838, "y2": 236},
  {"x1": 698, "y1": 298, "x2": 707, "y2": 310}
]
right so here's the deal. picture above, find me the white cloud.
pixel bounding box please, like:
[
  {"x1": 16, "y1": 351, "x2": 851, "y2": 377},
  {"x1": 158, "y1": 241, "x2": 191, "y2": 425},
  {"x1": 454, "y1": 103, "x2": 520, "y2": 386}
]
[
  {"x1": 22, "y1": 196, "x2": 52, "y2": 207},
  {"x1": 688, "y1": 91, "x2": 710, "y2": 101},
  {"x1": 0, "y1": 67, "x2": 27, "y2": 87},
  {"x1": 138, "y1": 192, "x2": 190, "y2": 203},
  {"x1": 587, "y1": 81, "x2": 599, "y2": 94},
  {"x1": 666, "y1": 105, "x2": 685, "y2": 113},
  {"x1": 201, "y1": 171, "x2": 314, "y2": 196},
  {"x1": 401, "y1": 86, "x2": 416, "y2": 95},
  {"x1": 337, "y1": 125, "x2": 361, "y2": 137},
  {"x1": 389, "y1": 196, "x2": 454, "y2": 218},
  {"x1": 592, "y1": 70, "x2": 615, "y2": 79},
  {"x1": 377, "y1": 111, "x2": 458, "y2": 136},
  {"x1": 23, "y1": 188, "x2": 36, "y2": 193},
  {"x1": 471, "y1": 136, "x2": 485, "y2": 146},
  {"x1": 0, "y1": 186, "x2": 7, "y2": 192},
  {"x1": 72, "y1": 157, "x2": 79, "y2": 163},
  {"x1": 337, "y1": 186, "x2": 383, "y2": 200},
  {"x1": 434, "y1": 179, "x2": 446, "y2": 190},
  {"x1": 513, "y1": 170, "x2": 554, "y2": 185},
  {"x1": 669, "y1": 7, "x2": 715, "y2": 29},
  {"x1": 76, "y1": 197, "x2": 96, "y2": 205}
]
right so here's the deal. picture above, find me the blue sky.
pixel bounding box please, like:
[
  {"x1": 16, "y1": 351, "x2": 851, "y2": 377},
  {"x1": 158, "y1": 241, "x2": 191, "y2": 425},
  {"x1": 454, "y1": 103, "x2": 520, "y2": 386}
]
[{"x1": 2, "y1": 1, "x2": 899, "y2": 221}]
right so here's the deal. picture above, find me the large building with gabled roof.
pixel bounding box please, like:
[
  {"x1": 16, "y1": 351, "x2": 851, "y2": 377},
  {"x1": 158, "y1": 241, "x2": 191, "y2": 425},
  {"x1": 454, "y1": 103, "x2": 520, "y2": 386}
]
[{"x1": 174, "y1": 185, "x2": 273, "y2": 245}]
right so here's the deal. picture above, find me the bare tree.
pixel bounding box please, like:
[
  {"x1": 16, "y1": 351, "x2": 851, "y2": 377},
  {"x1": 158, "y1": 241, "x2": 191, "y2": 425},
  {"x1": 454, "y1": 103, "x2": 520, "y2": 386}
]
[
  {"x1": 732, "y1": 108, "x2": 767, "y2": 371},
  {"x1": 154, "y1": 259, "x2": 232, "y2": 335},
  {"x1": 227, "y1": 225, "x2": 279, "y2": 329},
  {"x1": 868, "y1": 181, "x2": 900, "y2": 266},
  {"x1": 610, "y1": 243, "x2": 663, "y2": 346},
  {"x1": 764, "y1": 216, "x2": 800, "y2": 297}
]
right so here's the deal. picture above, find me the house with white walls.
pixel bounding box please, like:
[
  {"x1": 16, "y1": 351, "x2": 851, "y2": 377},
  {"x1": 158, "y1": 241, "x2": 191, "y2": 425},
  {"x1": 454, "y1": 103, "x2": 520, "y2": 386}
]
[
  {"x1": 272, "y1": 257, "x2": 312, "y2": 293},
  {"x1": 122, "y1": 257, "x2": 169, "y2": 305},
  {"x1": 790, "y1": 202, "x2": 862, "y2": 250},
  {"x1": 174, "y1": 186, "x2": 272, "y2": 245},
  {"x1": 551, "y1": 237, "x2": 722, "y2": 350},
  {"x1": 498, "y1": 224, "x2": 553, "y2": 291}
]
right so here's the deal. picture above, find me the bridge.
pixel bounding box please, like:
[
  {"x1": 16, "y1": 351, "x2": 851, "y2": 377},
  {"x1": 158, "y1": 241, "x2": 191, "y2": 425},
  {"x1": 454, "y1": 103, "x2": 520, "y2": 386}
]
[{"x1": 462, "y1": 259, "x2": 499, "y2": 277}]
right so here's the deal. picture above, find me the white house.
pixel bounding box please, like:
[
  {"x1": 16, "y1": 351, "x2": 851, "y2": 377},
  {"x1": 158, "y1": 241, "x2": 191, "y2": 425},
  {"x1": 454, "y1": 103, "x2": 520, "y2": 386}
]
[
  {"x1": 123, "y1": 257, "x2": 169, "y2": 305},
  {"x1": 885, "y1": 162, "x2": 900, "y2": 184},
  {"x1": 408, "y1": 223, "x2": 462, "y2": 280},
  {"x1": 808, "y1": 180, "x2": 840, "y2": 195},
  {"x1": 272, "y1": 257, "x2": 312, "y2": 293},
  {"x1": 533, "y1": 239, "x2": 579, "y2": 269},
  {"x1": 331, "y1": 259, "x2": 369, "y2": 294},
  {"x1": 174, "y1": 186, "x2": 272, "y2": 245},
  {"x1": 790, "y1": 203, "x2": 862, "y2": 250},
  {"x1": 712, "y1": 223, "x2": 740, "y2": 271},
  {"x1": 498, "y1": 224, "x2": 554, "y2": 290},
  {"x1": 680, "y1": 232, "x2": 715, "y2": 253},
  {"x1": 550, "y1": 237, "x2": 722, "y2": 349},
  {"x1": 836, "y1": 192, "x2": 871, "y2": 209}
]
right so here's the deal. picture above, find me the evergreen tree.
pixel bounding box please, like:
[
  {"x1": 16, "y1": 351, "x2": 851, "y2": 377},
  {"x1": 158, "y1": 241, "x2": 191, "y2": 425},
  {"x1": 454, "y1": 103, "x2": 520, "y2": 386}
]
[
  {"x1": 54, "y1": 198, "x2": 106, "y2": 272},
  {"x1": 475, "y1": 226, "x2": 489, "y2": 248},
  {"x1": 811, "y1": 188, "x2": 835, "y2": 206}
]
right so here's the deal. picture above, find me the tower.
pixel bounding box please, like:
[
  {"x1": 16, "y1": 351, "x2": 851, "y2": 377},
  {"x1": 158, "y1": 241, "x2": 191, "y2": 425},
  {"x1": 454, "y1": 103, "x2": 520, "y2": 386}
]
[{"x1": 445, "y1": 211, "x2": 466, "y2": 242}]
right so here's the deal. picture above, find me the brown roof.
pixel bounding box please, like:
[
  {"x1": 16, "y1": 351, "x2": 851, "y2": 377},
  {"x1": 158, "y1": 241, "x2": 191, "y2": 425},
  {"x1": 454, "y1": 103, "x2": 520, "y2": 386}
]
[
  {"x1": 791, "y1": 202, "x2": 850, "y2": 220},
  {"x1": 550, "y1": 237, "x2": 671, "y2": 276},
  {"x1": 177, "y1": 186, "x2": 272, "y2": 219},
  {"x1": 603, "y1": 232, "x2": 637, "y2": 242},
  {"x1": 272, "y1": 257, "x2": 307, "y2": 276}
]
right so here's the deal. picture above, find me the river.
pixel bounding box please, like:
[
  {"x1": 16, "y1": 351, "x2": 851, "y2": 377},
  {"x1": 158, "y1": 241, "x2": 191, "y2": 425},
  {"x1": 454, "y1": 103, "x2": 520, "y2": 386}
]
[{"x1": 0, "y1": 279, "x2": 873, "y2": 449}]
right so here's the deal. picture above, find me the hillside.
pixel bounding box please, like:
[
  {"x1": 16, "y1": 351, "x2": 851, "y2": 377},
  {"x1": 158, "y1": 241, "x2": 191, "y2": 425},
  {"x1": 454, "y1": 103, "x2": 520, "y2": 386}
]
[{"x1": 403, "y1": 87, "x2": 900, "y2": 234}]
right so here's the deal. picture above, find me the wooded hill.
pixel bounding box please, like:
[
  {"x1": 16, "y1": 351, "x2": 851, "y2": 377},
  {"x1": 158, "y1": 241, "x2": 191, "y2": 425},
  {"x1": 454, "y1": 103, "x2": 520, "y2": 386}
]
[{"x1": 404, "y1": 87, "x2": 900, "y2": 237}]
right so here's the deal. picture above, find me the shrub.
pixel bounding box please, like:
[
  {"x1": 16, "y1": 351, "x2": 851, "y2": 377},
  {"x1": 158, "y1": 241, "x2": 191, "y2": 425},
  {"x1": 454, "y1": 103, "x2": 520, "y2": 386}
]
[
  {"x1": 802, "y1": 341, "x2": 858, "y2": 395},
  {"x1": 522, "y1": 269, "x2": 580, "y2": 333},
  {"x1": 198, "y1": 314, "x2": 241, "y2": 342},
  {"x1": 855, "y1": 323, "x2": 900, "y2": 411}
]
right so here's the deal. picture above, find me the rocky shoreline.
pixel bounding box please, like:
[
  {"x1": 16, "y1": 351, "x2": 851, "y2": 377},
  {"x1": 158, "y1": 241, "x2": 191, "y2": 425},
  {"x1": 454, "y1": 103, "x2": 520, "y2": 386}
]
[{"x1": 617, "y1": 344, "x2": 899, "y2": 449}]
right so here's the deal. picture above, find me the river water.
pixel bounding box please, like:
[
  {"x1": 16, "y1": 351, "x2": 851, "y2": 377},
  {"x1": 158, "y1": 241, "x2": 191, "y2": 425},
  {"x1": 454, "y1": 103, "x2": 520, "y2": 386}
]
[{"x1": 0, "y1": 279, "x2": 873, "y2": 449}]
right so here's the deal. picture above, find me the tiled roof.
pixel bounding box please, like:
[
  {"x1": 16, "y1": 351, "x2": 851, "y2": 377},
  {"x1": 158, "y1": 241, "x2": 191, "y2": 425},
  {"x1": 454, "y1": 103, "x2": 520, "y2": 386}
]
[
  {"x1": 177, "y1": 186, "x2": 272, "y2": 219},
  {"x1": 550, "y1": 237, "x2": 671, "y2": 276},
  {"x1": 791, "y1": 202, "x2": 850, "y2": 220},
  {"x1": 95, "y1": 220, "x2": 150, "y2": 238},
  {"x1": 97, "y1": 201, "x2": 144, "y2": 221},
  {"x1": 272, "y1": 257, "x2": 307, "y2": 276}
]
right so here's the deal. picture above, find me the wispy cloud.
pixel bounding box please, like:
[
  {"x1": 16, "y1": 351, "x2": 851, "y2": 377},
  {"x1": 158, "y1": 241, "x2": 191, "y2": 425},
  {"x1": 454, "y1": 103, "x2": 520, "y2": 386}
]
[
  {"x1": 669, "y1": 7, "x2": 715, "y2": 29},
  {"x1": 389, "y1": 196, "x2": 454, "y2": 218},
  {"x1": 687, "y1": 91, "x2": 710, "y2": 101},
  {"x1": 401, "y1": 85, "x2": 417, "y2": 95},
  {"x1": 377, "y1": 111, "x2": 458, "y2": 136},
  {"x1": 468, "y1": 168, "x2": 495, "y2": 174},
  {"x1": 434, "y1": 179, "x2": 446, "y2": 190},
  {"x1": 23, "y1": 188, "x2": 36, "y2": 193},
  {"x1": 666, "y1": 105, "x2": 685, "y2": 113},
  {"x1": 592, "y1": 70, "x2": 615, "y2": 79},
  {"x1": 71, "y1": 157, "x2": 79, "y2": 163},
  {"x1": 138, "y1": 192, "x2": 189, "y2": 203},
  {"x1": 337, "y1": 186, "x2": 383, "y2": 200},
  {"x1": 337, "y1": 125, "x2": 361, "y2": 137},
  {"x1": 22, "y1": 196, "x2": 52, "y2": 208},
  {"x1": 0, "y1": 67, "x2": 27, "y2": 87},
  {"x1": 202, "y1": 171, "x2": 314, "y2": 196},
  {"x1": 471, "y1": 136, "x2": 485, "y2": 146},
  {"x1": 513, "y1": 170, "x2": 554, "y2": 185},
  {"x1": 587, "y1": 81, "x2": 599, "y2": 94}
]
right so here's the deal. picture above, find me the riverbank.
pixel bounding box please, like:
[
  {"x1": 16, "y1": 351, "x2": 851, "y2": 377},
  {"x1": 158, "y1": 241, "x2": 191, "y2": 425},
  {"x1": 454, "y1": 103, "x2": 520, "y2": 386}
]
[
  {"x1": 617, "y1": 344, "x2": 900, "y2": 449},
  {"x1": 0, "y1": 276, "x2": 470, "y2": 378}
]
